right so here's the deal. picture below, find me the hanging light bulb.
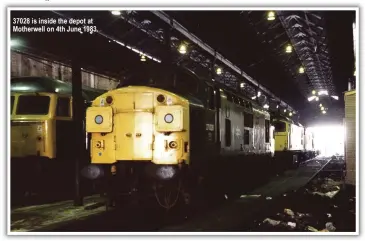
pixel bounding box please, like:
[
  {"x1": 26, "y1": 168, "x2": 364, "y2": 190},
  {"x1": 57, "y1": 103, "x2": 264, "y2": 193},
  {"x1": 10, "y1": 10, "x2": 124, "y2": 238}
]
[
  {"x1": 216, "y1": 67, "x2": 222, "y2": 75},
  {"x1": 284, "y1": 109, "x2": 287, "y2": 113},
  {"x1": 178, "y1": 44, "x2": 187, "y2": 54},
  {"x1": 319, "y1": 103, "x2": 322, "y2": 107},
  {"x1": 240, "y1": 83, "x2": 245, "y2": 88},
  {"x1": 140, "y1": 54, "x2": 146, "y2": 62},
  {"x1": 267, "y1": 11, "x2": 276, "y2": 21},
  {"x1": 312, "y1": 90, "x2": 316, "y2": 95},
  {"x1": 289, "y1": 112, "x2": 293, "y2": 116},
  {"x1": 276, "y1": 105, "x2": 279, "y2": 108},
  {"x1": 322, "y1": 110, "x2": 327, "y2": 114},
  {"x1": 285, "y1": 45, "x2": 292, "y2": 53},
  {"x1": 299, "y1": 66, "x2": 305, "y2": 74},
  {"x1": 257, "y1": 91, "x2": 261, "y2": 97},
  {"x1": 321, "y1": 106, "x2": 324, "y2": 111},
  {"x1": 315, "y1": 96, "x2": 319, "y2": 101}
]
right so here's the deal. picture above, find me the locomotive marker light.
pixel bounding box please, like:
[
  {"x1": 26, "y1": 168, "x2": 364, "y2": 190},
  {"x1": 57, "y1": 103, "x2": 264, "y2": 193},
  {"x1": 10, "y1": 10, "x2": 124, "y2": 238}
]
[
  {"x1": 267, "y1": 11, "x2": 276, "y2": 21},
  {"x1": 95, "y1": 115, "x2": 103, "y2": 125},
  {"x1": 106, "y1": 96, "x2": 113, "y2": 104},
  {"x1": 164, "y1": 113, "x2": 174, "y2": 123},
  {"x1": 157, "y1": 94, "x2": 166, "y2": 103}
]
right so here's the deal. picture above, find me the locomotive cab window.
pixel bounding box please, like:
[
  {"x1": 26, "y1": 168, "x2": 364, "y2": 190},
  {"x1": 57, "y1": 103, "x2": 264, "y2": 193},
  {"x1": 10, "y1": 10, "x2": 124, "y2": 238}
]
[
  {"x1": 274, "y1": 121, "x2": 286, "y2": 132},
  {"x1": 244, "y1": 112, "x2": 253, "y2": 128},
  {"x1": 56, "y1": 97, "x2": 71, "y2": 117},
  {"x1": 225, "y1": 118, "x2": 231, "y2": 147},
  {"x1": 16, "y1": 95, "x2": 50, "y2": 115},
  {"x1": 265, "y1": 120, "x2": 270, "y2": 143}
]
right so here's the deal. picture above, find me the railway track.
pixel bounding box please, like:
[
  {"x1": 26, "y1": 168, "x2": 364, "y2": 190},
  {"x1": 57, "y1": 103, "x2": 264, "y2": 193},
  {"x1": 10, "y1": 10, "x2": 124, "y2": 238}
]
[{"x1": 11, "y1": 156, "x2": 327, "y2": 232}]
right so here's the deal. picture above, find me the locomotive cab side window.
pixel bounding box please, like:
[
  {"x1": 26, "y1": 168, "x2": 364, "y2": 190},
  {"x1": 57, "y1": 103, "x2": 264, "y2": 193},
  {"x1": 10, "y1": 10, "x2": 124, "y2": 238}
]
[
  {"x1": 225, "y1": 118, "x2": 232, "y2": 147},
  {"x1": 16, "y1": 95, "x2": 50, "y2": 115},
  {"x1": 244, "y1": 112, "x2": 253, "y2": 128},
  {"x1": 56, "y1": 97, "x2": 71, "y2": 117},
  {"x1": 274, "y1": 121, "x2": 286, "y2": 132},
  {"x1": 265, "y1": 120, "x2": 270, "y2": 143}
]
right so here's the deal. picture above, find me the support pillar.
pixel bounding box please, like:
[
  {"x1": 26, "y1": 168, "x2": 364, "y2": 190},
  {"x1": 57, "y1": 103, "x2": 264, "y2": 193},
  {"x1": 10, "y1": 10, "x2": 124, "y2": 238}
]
[{"x1": 72, "y1": 59, "x2": 84, "y2": 206}]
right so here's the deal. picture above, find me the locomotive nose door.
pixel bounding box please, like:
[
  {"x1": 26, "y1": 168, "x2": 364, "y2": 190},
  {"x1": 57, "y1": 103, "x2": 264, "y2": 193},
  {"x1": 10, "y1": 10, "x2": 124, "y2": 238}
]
[{"x1": 115, "y1": 92, "x2": 153, "y2": 161}]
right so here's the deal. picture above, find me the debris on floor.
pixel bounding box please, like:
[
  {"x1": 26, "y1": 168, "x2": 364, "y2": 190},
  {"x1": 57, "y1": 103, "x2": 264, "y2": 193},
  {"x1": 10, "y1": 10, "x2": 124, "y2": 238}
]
[{"x1": 244, "y1": 157, "x2": 355, "y2": 232}]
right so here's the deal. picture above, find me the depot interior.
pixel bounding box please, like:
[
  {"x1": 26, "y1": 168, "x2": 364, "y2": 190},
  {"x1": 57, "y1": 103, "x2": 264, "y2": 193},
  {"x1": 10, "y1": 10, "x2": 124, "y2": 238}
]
[{"x1": 10, "y1": 10, "x2": 356, "y2": 183}]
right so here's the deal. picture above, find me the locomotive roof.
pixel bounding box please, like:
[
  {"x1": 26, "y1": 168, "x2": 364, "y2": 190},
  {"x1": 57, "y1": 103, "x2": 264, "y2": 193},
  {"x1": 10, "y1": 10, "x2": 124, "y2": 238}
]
[
  {"x1": 11, "y1": 76, "x2": 105, "y2": 101},
  {"x1": 273, "y1": 115, "x2": 303, "y2": 127},
  {"x1": 118, "y1": 65, "x2": 266, "y2": 111}
]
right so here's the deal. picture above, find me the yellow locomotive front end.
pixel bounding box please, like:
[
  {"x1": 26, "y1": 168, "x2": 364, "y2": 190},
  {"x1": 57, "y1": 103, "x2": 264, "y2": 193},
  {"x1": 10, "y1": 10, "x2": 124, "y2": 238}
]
[
  {"x1": 11, "y1": 92, "x2": 56, "y2": 160},
  {"x1": 85, "y1": 86, "x2": 190, "y2": 185},
  {"x1": 11, "y1": 92, "x2": 59, "y2": 196}
]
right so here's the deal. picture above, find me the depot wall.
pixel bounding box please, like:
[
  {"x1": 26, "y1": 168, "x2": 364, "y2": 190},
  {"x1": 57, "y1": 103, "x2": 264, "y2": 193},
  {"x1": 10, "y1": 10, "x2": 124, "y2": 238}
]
[{"x1": 11, "y1": 50, "x2": 120, "y2": 90}]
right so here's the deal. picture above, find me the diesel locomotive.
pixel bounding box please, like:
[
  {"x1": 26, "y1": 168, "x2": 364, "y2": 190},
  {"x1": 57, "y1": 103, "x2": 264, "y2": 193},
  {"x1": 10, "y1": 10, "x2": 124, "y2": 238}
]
[
  {"x1": 272, "y1": 116, "x2": 317, "y2": 166},
  {"x1": 10, "y1": 76, "x2": 105, "y2": 196},
  {"x1": 84, "y1": 67, "x2": 276, "y2": 208}
]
